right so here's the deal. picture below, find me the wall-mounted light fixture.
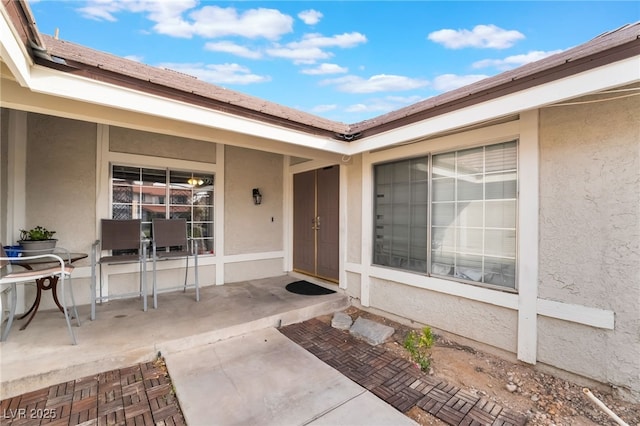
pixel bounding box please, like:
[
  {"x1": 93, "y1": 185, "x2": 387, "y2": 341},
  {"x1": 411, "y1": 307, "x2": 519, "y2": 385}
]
[
  {"x1": 252, "y1": 188, "x2": 262, "y2": 205},
  {"x1": 188, "y1": 177, "x2": 204, "y2": 186}
]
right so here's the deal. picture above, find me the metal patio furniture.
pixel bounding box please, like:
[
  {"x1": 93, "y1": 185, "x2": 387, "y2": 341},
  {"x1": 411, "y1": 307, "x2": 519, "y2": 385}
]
[
  {"x1": 91, "y1": 219, "x2": 147, "y2": 320},
  {"x1": 1, "y1": 245, "x2": 80, "y2": 345},
  {"x1": 151, "y1": 218, "x2": 199, "y2": 309}
]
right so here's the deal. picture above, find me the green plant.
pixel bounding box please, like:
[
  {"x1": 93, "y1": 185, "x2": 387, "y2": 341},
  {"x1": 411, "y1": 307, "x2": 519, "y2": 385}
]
[
  {"x1": 403, "y1": 327, "x2": 435, "y2": 372},
  {"x1": 19, "y1": 225, "x2": 56, "y2": 241}
]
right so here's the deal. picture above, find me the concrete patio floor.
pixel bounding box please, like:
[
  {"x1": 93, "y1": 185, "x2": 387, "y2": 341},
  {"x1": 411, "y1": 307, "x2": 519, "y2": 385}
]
[{"x1": 0, "y1": 275, "x2": 349, "y2": 400}]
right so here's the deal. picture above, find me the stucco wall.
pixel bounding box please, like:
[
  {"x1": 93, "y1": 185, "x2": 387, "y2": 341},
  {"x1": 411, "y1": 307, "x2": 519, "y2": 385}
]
[
  {"x1": 538, "y1": 92, "x2": 640, "y2": 397},
  {"x1": 26, "y1": 113, "x2": 97, "y2": 254},
  {"x1": 110, "y1": 126, "x2": 216, "y2": 163},
  {"x1": 370, "y1": 278, "x2": 518, "y2": 352},
  {"x1": 224, "y1": 146, "x2": 283, "y2": 255}
]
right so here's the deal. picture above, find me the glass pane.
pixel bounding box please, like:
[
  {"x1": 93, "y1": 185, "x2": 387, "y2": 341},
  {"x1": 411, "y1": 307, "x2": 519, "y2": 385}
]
[
  {"x1": 393, "y1": 161, "x2": 410, "y2": 182},
  {"x1": 457, "y1": 228, "x2": 483, "y2": 254},
  {"x1": 432, "y1": 178, "x2": 454, "y2": 201},
  {"x1": 141, "y1": 168, "x2": 165, "y2": 186},
  {"x1": 412, "y1": 181, "x2": 428, "y2": 203},
  {"x1": 431, "y1": 251, "x2": 454, "y2": 276},
  {"x1": 485, "y1": 229, "x2": 516, "y2": 257},
  {"x1": 455, "y1": 254, "x2": 483, "y2": 281},
  {"x1": 432, "y1": 202, "x2": 455, "y2": 227},
  {"x1": 432, "y1": 226, "x2": 455, "y2": 252},
  {"x1": 457, "y1": 201, "x2": 483, "y2": 228},
  {"x1": 457, "y1": 176, "x2": 483, "y2": 200},
  {"x1": 485, "y1": 200, "x2": 516, "y2": 228},
  {"x1": 112, "y1": 165, "x2": 140, "y2": 184},
  {"x1": 486, "y1": 172, "x2": 517, "y2": 199},
  {"x1": 484, "y1": 258, "x2": 516, "y2": 287},
  {"x1": 457, "y1": 147, "x2": 484, "y2": 175},
  {"x1": 169, "y1": 206, "x2": 192, "y2": 220},
  {"x1": 486, "y1": 141, "x2": 517, "y2": 172},
  {"x1": 432, "y1": 152, "x2": 455, "y2": 178}
]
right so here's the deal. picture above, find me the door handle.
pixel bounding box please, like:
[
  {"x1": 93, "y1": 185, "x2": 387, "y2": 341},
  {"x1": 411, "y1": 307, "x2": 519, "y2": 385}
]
[{"x1": 311, "y1": 216, "x2": 321, "y2": 230}]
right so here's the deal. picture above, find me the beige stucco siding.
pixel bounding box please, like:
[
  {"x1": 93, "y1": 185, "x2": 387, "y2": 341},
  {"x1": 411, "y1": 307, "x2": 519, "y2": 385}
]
[
  {"x1": 538, "y1": 93, "x2": 640, "y2": 397},
  {"x1": 224, "y1": 145, "x2": 283, "y2": 255},
  {"x1": 26, "y1": 113, "x2": 97, "y2": 254},
  {"x1": 369, "y1": 278, "x2": 518, "y2": 353},
  {"x1": 110, "y1": 126, "x2": 216, "y2": 163}
]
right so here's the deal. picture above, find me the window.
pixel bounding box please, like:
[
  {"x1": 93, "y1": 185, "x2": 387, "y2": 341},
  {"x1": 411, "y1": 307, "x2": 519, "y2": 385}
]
[
  {"x1": 111, "y1": 165, "x2": 215, "y2": 254},
  {"x1": 373, "y1": 141, "x2": 517, "y2": 289}
]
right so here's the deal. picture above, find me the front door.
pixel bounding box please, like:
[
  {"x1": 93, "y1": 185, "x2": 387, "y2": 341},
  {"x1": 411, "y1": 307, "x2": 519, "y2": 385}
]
[{"x1": 293, "y1": 166, "x2": 339, "y2": 282}]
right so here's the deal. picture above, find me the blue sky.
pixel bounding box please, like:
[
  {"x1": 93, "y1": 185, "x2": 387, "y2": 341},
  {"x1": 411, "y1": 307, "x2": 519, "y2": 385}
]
[{"x1": 30, "y1": 1, "x2": 639, "y2": 123}]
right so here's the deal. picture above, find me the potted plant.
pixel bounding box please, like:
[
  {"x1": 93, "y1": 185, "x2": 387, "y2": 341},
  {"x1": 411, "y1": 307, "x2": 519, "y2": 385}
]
[{"x1": 18, "y1": 225, "x2": 57, "y2": 255}]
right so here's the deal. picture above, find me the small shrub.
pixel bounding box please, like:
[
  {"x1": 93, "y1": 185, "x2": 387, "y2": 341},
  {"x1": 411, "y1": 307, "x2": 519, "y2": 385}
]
[{"x1": 404, "y1": 327, "x2": 434, "y2": 372}]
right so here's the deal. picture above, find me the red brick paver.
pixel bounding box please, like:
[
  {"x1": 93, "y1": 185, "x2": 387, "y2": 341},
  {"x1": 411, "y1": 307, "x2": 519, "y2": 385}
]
[
  {"x1": 280, "y1": 318, "x2": 527, "y2": 426},
  {"x1": 0, "y1": 360, "x2": 185, "y2": 426}
]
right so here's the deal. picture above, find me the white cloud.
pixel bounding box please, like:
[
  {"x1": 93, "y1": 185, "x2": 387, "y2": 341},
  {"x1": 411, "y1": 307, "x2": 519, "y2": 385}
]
[
  {"x1": 473, "y1": 49, "x2": 564, "y2": 70},
  {"x1": 267, "y1": 32, "x2": 366, "y2": 64},
  {"x1": 266, "y1": 46, "x2": 332, "y2": 64},
  {"x1": 124, "y1": 54, "x2": 144, "y2": 63},
  {"x1": 345, "y1": 95, "x2": 423, "y2": 114},
  {"x1": 311, "y1": 104, "x2": 337, "y2": 113},
  {"x1": 188, "y1": 6, "x2": 293, "y2": 40},
  {"x1": 298, "y1": 9, "x2": 323, "y2": 25},
  {"x1": 291, "y1": 32, "x2": 367, "y2": 49},
  {"x1": 76, "y1": 2, "x2": 293, "y2": 40},
  {"x1": 432, "y1": 74, "x2": 488, "y2": 92},
  {"x1": 428, "y1": 24, "x2": 524, "y2": 49},
  {"x1": 301, "y1": 63, "x2": 348, "y2": 75},
  {"x1": 157, "y1": 62, "x2": 270, "y2": 85},
  {"x1": 322, "y1": 74, "x2": 429, "y2": 94},
  {"x1": 205, "y1": 41, "x2": 263, "y2": 59}
]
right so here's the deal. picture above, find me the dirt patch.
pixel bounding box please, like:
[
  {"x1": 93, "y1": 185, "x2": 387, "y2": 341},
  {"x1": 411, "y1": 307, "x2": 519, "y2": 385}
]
[{"x1": 331, "y1": 307, "x2": 640, "y2": 426}]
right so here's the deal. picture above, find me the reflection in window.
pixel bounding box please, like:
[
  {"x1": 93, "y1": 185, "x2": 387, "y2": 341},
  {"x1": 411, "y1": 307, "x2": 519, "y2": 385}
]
[
  {"x1": 372, "y1": 141, "x2": 517, "y2": 290},
  {"x1": 111, "y1": 165, "x2": 215, "y2": 254}
]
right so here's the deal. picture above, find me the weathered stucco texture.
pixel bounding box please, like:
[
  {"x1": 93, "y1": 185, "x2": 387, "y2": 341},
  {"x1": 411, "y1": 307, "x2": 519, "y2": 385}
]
[
  {"x1": 224, "y1": 146, "x2": 283, "y2": 255},
  {"x1": 27, "y1": 113, "x2": 97, "y2": 255},
  {"x1": 369, "y1": 278, "x2": 518, "y2": 353},
  {"x1": 538, "y1": 93, "x2": 640, "y2": 398}
]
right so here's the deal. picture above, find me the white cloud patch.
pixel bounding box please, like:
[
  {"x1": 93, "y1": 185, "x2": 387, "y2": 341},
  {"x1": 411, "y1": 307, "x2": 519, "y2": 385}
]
[
  {"x1": 124, "y1": 54, "x2": 144, "y2": 62},
  {"x1": 428, "y1": 24, "x2": 524, "y2": 49},
  {"x1": 205, "y1": 41, "x2": 263, "y2": 59},
  {"x1": 311, "y1": 104, "x2": 337, "y2": 113},
  {"x1": 76, "y1": 1, "x2": 293, "y2": 40},
  {"x1": 266, "y1": 46, "x2": 332, "y2": 64},
  {"x1": 322, "y1": 74, "x2": 429, "y2": 94},
  {"x1": 291, "y1": 32, "x2": 367, "y2": 49},
  {"x1": 432, "y1": 74, "x2": 488, "y2": 92},
  {"x1": 473, "y1": 49, "x2": 564, "y2": 70},
  {"x1": 157, "y1": 62, "x2": 270, "y2": 85},
  {"x1": 298, "y1": 9, "x2": 323, "y2": 25},
  {"x1": 345, "y1": 95, "x2": 423, "y2": 115},
  {"x1": 301, "y1": 63, "x2": 348, "y2": 75}
]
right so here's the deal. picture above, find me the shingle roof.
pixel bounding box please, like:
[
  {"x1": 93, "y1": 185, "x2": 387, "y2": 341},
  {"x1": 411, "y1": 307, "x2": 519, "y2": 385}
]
[{"x1": 11, "y1": 0, "x2": 640, "y2": 141}]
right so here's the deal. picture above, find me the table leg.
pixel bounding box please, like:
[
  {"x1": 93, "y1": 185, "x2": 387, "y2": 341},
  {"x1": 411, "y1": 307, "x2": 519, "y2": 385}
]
[{"x1": 17, "y1": 276, "x2": 64, "y2": 331}]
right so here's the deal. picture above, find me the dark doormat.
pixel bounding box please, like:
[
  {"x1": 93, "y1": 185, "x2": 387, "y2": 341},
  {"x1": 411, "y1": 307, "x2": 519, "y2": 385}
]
[{"x1": 286, "y1": 280, "x2": 336, "y2": 295}]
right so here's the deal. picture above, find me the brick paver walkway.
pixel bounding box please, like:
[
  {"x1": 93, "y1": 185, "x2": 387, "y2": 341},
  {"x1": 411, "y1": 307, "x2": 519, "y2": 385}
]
[
  {"x1": 280, "y1": 318, "x2": 527, "y2": 426},
  {"x1": 0, "y1": 360, "x2": 185, "y2": 426}
]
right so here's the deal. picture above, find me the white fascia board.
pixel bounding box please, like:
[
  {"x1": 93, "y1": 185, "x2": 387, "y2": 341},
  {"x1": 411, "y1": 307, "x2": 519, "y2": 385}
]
[
  {"x1": 0, "y1": 6, "x2": 33, "y2": 87},
  {"x1": 25, "y1": 65, "x2": 352, "y2": 155},
  {"x1": 347, "y1": 56, "x2": 640, "y2": 155}
]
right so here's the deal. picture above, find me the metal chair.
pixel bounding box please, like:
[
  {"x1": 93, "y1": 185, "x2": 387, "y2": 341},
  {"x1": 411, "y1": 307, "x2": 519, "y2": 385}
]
[
  {"x1": 151, "y1": 218, "x2": 199, "y2": 309},
  {"x1": 0, "y1": 245, "x2": 80, "y2": 345},
  {"x1": 91, "y1": 219, "x2": 147, "y2": 320}
]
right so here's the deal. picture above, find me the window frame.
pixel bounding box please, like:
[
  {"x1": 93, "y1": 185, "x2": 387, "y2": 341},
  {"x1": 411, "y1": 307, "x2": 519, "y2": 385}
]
[
  {"x1": 372, "y1": 139, "x2": 519, "y2": 292},
  {"x1": 109, "y1": 163, "x2": 215, "y2": 255}
]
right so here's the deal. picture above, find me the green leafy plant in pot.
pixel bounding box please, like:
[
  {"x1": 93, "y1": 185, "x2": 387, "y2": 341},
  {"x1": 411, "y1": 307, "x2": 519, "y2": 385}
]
[{"x1": 18, "y1": 225, "x2": 57, "y2": 255}]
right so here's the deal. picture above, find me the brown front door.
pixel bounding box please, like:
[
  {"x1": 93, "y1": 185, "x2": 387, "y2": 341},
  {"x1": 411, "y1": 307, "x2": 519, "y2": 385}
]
[{"x1": 293, "y1": 166, "x2": 339, "y2": 282}]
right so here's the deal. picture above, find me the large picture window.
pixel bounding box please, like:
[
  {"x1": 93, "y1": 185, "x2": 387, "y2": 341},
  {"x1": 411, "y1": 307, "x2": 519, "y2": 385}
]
[
  {"x1": 111, "y1": 165, "x2": 215, "y2": 254},
  {"x1": 373, "y1": 140, "x2": 517, "y2": 289}
]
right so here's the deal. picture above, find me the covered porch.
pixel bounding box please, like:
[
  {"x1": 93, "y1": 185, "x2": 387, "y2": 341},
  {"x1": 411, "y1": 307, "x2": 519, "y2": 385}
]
[{"x1": 0, "y1": 274, "x2": 348, "y2": 400}]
